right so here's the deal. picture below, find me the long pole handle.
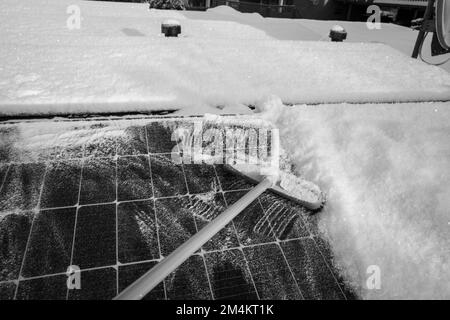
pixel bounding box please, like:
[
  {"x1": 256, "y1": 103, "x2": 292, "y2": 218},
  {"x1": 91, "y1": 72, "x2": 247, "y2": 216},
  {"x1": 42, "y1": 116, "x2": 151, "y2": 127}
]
[{"x1": 114, "y1": 178, "x2": 273, "y2": 300}]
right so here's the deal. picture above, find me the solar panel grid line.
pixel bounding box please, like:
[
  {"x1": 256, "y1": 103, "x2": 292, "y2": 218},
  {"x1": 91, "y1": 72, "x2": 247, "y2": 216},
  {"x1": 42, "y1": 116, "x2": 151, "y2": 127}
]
[
  {"x1": 0, "y1": 165, "x2": 163, "y2": 213},
  {"x1": 200, "y1": 254, "x2": 216, "y2": 300},
  {"x1": 232, "y1": 238, "x2": 268, "y2": 300},
  {"x1": 15, "y1": 271, "x2": 68, "y2": 283},
  {"x1": 281, "y1": 238, "x2": 348, "y2": 300},
  {"x1": 118, "y1": 257, "x2": 163, "y2": 268},
  {"x1": 243, "y1": 244, "x2": 303, "y2": 300},
  {"x1": 243, "y1": 203, "x2": 299, "y2": 297},
  {"x1": 15, "y1": 274, "x2": 67, "y2": 300},
  {"x1": 290, "y1": 202, "x2": 349, "y2": 299},
  {"x1": 14, "y1": 163, "x2": 48, "y2": 297},
  {"x1": 0, "y1": 208, "x2": 35, "y2": 218},
  {"x1": 274, "y1": 241, "x2": 305, "y2": 299},
  {"x1": 13, "y1": 161, "x2": 49, "y2": 300},
  {"x1": 0, "y1": 279, "x2": 16, "y2": 285},
  {"x1": 11, "y1": 258, "x2": 160, "y2": 285},
  {"x1": 11, "y1": 259, "x2": 161, "y2": 298},
  {"x1": 257, "y1": 192, "x2": 345, "y2": 299},
  {"x1": 308, "y1": 235, "x2": 349, "y2": 300},
  {"x1": 212, "y1": 165, "x2": 224, "y2": 194},
  {"x1": 31, "y1": 151, "x2": 187, "y2": 164},
  {"x1": 6, "y1": 180, "x2": 256, "y2": 212},
  {"x1": 172, "y1": 234, "x2": 314, "y2": 257},
  {"x1": 185, "y1": 194, "x2": 217, "y2": 300},
  {"x1": 0, "y1": 164, "x2": 10, "y2": 194},
  {"x1": 144, "y1": 124, "x2": 167, "y2": 300},
  {"x1": 222, "y1": 186, "x2": 253, "y2": 194},
  {"x1": 199, "y1": 167, "x2": 257, "y2": 300},
  {"x1": 217, "y1": 196, "x2": 248, "y2": 248},
  {"x1": 0, "y1": 234, "x2": 318, "y2": 288},
  {"x1": 65, "y1": 154, "x2": 85, "y2": 300},
  {"x1": 76, "y1": 200, "x2": 117, "y2": 209},
  {"x1": 115, "y1": 152, "x2": 119, "y2": 296},
  {"x1": 216, "y1": 183, "x2": 261, "y2": 300},
  {"x1": 179, "y1": 150, "x2": 193, "y2": 197},
  {"x1": 16, "y1": 264, "x2": 112, "y2": 283},
  {"x1": 68, "y1": 203, "x2": 117, "y2": 298}
]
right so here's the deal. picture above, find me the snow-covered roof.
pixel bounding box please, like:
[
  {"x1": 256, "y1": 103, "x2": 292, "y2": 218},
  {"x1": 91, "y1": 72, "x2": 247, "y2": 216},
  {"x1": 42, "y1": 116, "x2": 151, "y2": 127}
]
[{"x1": 0, "y1": 0, "x2": 449, "y2": 117}]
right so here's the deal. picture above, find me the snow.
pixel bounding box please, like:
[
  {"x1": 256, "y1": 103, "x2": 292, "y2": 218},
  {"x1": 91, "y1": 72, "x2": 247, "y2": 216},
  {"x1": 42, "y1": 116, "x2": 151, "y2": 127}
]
[
  {"x1": 330, "y1": 25, "x2": 346, "y2": 33},
  {"x1": 162, "y1": 19, "x2": 181, "y2": 26},
  {"x1": 259, "y1": 99, "x2": 450, "y2": 299},
  {"x1": 189, "y1": 7, "x2": 450, "y2": 70},
  {"x1": 1, "y1": 0, "x2": 450, "y2": 117}
]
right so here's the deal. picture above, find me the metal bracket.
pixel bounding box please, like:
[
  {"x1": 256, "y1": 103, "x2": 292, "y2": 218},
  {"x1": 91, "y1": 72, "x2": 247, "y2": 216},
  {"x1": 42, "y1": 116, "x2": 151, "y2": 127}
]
[{"x1": 412, "y1": 0, "x2": 436, "y2": 58}]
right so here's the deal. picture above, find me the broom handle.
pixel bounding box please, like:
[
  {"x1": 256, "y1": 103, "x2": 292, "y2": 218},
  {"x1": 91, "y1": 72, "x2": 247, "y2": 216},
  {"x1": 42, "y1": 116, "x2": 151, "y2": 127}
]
[{"x1": 114, "y1": 178, "x2": 273, "y2": 300}]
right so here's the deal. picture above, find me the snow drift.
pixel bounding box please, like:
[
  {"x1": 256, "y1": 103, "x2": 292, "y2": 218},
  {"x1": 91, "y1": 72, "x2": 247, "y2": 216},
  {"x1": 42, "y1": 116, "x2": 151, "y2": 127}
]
[{"x1": 256, "y1": 97, "x2": 450, "y2": 299}]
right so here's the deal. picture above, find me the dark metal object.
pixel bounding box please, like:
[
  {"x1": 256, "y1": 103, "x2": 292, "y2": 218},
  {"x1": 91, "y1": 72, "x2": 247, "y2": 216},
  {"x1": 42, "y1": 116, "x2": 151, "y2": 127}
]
[
  {"x1": 329, "y1": 28, "x2": 347, "y2": 42},
  {"x1": 412, "y1": 0, "x2": 436, "y2": 58},
  {"x1": 411, "y1": 0, "x2": 450, "y2": 57},
  {"x1": 431, "y1": 32, "x2": 450, "y2": 56},
  {"x1": 161, "y1": 23, "x2": 181, "y2": 37}
]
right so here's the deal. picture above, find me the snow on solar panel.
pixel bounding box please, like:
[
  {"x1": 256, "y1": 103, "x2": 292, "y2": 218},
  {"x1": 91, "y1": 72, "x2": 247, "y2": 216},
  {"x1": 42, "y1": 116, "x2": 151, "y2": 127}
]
[{"x1": 0, "y1": 117, "x2": 355, "y2": 300}]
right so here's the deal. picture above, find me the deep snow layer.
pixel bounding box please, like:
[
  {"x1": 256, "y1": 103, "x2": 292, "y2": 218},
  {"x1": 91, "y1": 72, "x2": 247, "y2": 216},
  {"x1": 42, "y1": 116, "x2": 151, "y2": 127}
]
[
  {"x1": 256, "y1": 97, "x2": 450, "y2": 299},
  {"x1": 1, "y1": 0, "x2": 450, "y2": 116}
]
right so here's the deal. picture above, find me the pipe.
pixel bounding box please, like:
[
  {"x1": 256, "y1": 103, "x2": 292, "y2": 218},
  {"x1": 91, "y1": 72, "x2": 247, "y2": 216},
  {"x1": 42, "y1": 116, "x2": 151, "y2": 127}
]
[
  {"x1": 114, "y1": 177, "x2": 274, "y2": 300},
  {"x1": 412, "y1": 0, "x2": 435, "y2": 58}
]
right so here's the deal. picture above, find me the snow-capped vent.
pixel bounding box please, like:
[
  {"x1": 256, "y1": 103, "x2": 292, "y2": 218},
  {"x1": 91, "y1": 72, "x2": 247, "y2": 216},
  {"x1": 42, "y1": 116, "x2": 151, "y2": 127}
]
[
  {"x1": 162, "y1": 19, "x2": 181, "y2": 37},
  {"x1": 329, "y1": 25, "x2": 347, "y2": 42}
]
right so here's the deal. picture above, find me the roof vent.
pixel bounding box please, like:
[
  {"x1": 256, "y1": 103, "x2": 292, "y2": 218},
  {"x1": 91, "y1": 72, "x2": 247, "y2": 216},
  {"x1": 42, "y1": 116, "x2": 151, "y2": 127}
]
[
  {"x1": 161, "y1": 19, "x2": 181, "y2": 37},
  {"x1": 329, "y1": 25, "x2": 347, "y2": 42}
]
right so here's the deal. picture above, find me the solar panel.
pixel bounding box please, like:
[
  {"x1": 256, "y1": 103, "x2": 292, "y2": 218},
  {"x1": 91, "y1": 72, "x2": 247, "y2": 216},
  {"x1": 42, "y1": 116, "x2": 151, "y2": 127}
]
[{"x1": 0, "y1": 117, "x2": 355, "y2": 300}]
